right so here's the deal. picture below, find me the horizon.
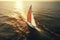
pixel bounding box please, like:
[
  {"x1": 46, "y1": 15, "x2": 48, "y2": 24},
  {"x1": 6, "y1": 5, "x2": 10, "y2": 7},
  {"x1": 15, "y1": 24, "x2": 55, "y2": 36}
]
[{"x1": 0, "y1": 0, "x2": 60, "y2": 2}]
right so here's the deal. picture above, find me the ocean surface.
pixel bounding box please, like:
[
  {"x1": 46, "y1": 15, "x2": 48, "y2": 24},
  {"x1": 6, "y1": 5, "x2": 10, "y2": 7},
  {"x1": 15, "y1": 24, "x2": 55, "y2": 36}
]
[
  {"x1": 33, "y1": 2, "x2": 60, "y2": 34},
  {"x1": 31, "y1": 2, "x2": 60, "y2": 40},
  {"x1": 0, "y1": 1, "x2": 60, "y2": 40}
]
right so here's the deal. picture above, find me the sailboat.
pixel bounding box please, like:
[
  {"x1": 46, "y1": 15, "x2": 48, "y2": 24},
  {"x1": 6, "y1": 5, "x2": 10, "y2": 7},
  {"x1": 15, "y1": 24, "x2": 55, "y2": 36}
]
[
  {"x1": 26, "y1": 5, "x2": 42, "y2": 40},
  {"x1": 26, "y1": 5, "x2": 41, "y2": 32}
]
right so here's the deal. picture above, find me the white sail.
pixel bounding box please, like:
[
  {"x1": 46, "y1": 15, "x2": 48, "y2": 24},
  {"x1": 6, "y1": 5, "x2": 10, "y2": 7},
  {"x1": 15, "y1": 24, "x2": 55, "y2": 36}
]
[{"x1": 31, "y1": 13, "x2": 36, "y2": 26}]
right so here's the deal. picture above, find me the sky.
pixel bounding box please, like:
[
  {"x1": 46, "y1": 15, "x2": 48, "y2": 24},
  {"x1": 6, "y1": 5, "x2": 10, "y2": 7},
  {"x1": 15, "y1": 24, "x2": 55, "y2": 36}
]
[{"x1": 0, "y1": 0, "x2": 60, "y2": 1}]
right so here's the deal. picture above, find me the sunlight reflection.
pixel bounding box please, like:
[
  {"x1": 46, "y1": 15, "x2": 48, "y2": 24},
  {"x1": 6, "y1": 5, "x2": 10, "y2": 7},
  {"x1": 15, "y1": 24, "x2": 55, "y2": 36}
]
[{"x1": 15, "y1": 0, "x2": 23, "y2": 11}]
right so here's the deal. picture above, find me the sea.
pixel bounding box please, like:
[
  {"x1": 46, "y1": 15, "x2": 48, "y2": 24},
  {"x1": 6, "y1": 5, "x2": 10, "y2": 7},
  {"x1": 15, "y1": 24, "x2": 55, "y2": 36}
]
[
  {"x1": 28, "y1": 2, "x2": 60, "y2": 40},
  {"x1": 33, "y1": 2, "x2": 60, "y2": 35},
  {"x1": 0, "y1": 1, "x2": 60, "y2": 40}
]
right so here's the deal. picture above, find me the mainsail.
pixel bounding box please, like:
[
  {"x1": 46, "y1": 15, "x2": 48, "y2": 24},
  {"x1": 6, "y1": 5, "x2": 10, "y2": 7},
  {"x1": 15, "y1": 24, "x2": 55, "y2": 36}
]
[
  {"x1": 27, "y1": 5, "x2": 32, "y2": 23},
  {"x1": 27, "y1": 5, "x2": 36, "y2": 27}
]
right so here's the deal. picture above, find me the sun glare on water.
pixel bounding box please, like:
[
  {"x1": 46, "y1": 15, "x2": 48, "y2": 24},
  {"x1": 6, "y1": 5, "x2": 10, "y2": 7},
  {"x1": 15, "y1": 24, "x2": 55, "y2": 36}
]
[
  {"x1": 15, "y1": 0, "x2": 23, "y2": 10},
  {"x1": 10, "y1": 0, "x2": 26, "y2": 19}
]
